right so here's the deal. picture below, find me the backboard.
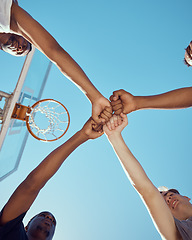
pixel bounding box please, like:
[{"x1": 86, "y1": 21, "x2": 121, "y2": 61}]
[{"x1": 0, "y1": 47, "x2": 52, "y2": 181}]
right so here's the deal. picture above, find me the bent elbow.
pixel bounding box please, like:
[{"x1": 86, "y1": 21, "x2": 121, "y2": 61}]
[{"x1": 24, "y1": 172, "x2": 46, "y2": 193}]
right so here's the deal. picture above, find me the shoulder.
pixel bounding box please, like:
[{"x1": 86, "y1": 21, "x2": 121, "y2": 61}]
[{"x1": 0, "y1": 208, "x2": 27, "y2": 239}]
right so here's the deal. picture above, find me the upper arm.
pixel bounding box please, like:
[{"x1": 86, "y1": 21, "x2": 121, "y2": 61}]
[
  {"x1": 139, "y1": 184, "x2": 179, "y2": 240},
  {"x1": 0, "y1": 175, "x2": 39, "y2": 225},
  {"x1": 10, "y1": 3, "x2": 60, "y2": 56}
]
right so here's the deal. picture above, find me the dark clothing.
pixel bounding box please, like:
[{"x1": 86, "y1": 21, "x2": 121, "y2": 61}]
[
  {"x1": 0, "y1": 209, "x2": 28, "y2": 240},
  {"x1": 175, "y1": 217, "x2": 192, "y2": 240}
]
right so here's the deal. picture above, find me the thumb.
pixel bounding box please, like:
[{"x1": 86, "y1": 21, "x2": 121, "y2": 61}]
[
  {"x1": 120, "y1": 112, "x2": 126, "y2": 118},
  {"x1": 112, "y1": 89, "x2": 125, "y2": 101},
  {"x1": 120, "y1": 113, "x2": 128, "y2": 124},
  {"x1": 109, "y1": 93, "x2": 119, "y2": 102},
  {"x1": 112, "y1": 92, "x2": 119, "y2": 101}
]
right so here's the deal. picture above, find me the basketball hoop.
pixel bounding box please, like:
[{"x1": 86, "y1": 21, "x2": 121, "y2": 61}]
[{"x1": 11, "y1": 99, "x2": 70, "y2": 142}]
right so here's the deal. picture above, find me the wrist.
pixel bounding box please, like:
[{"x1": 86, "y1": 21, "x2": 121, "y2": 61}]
[
  {"x1": 107, "y1": 132, "x2": 122, "y2": 142},
  {"x1": 87, "y1": 90, "x2": 103, "y2": 103},
  {"x1": 134, "y1": 96, "x2": 147, "y2": 111},
  {"x1": 76, "y1": 130, "x2": 89, "y2": 143}
]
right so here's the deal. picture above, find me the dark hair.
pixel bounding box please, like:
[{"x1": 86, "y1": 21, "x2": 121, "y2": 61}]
[
  {"x1": 185, "y1": 45, "x2": 191, "y2": 55},
  {"x1": 184, "y1": 58, "x2": 191, "y2": 67},
  {"x1": 160, "y1": 188, "x2": 180, "y2": 195},
  {"x1": 167, "y1": 189, "x2": 180, "y2": 194},
  {"x1": 1, "y1": 35, "x2": 32, "y2": 57},
  {"x1": 184, "y1": 44, "x2": 192, "y2": 67}
]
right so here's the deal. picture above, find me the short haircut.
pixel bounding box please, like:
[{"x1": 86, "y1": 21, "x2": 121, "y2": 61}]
[
  {"x1": 158, "y1": 186, "x2": 180, "y2": 195},
  {"x1": 184, "y1": 43, "x2": 192, "y2": 67},
  {"x1": 184, "y1": 58, "x2": 191, "y2": 67},
  {"x1": 1, "y1": 38, "x2": 32, "y2": 57},
  {"x1": 165, "y1": 188, "x2": 180, "y2": 194}
]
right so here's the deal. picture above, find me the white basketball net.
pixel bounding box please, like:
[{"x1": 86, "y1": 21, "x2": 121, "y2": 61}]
[{"x1": 26, "y1": 100, "x2": 69, "y2": 141}]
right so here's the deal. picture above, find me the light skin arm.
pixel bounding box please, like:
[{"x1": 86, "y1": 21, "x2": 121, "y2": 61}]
[
  {"x1": 104, "y1": 114, "x2": 179, "y2": 240},
  {"x1": 0, "y1": 118, "x2": 103, "y2": 226},
  {"x1": 10, "y1": 2, "x2": 111, "y2": 123},
  {"x1": 110, "y1": 88, "x2": 192, "y2": 115}
]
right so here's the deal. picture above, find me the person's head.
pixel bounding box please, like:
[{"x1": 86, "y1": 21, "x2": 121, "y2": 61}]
[
  {"x1": 25, "y1": 211, "x2": 56, "y2": 240},
  {"x1": 0, "y1": 33, "x2": 31, "y2": 57},
  {"x1": 184, "y1": 41, "x2": 192, "y2": 67},
  {"x1": 159, "y1": 187, "x2": 192, "y2": 220}
]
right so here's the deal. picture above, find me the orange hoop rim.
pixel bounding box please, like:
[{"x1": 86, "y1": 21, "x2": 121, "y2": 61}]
[{"x1": 25, "y1": 99, "x2": 70, "y2": 142}]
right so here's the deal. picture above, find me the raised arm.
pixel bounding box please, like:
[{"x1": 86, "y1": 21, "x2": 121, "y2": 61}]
[
  {"x1": 0, "y1": 118, "x2": 103, "y2": 226},
  {"x1": 10, "y1": 2, "x2": 111, "y2": 123},
  {"x1": 104, "y1": 114, "x2": 179, "y2": 240},
  {"x1": 110, "y1": 87, "x2": 192, "y2": 115}
]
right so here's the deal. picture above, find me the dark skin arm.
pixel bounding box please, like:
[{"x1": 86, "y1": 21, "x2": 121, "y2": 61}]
[
  {"x1": 0, "y1": 118, "x2": 103, "y2": 225},
  {"x1": 110, "y1": 87, "x2": 192, "y2": 115}
]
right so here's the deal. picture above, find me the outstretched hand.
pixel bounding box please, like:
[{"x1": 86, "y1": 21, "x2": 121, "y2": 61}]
[
  {"x1": 110, "y1": 89, "x2": 136, "y2": 115},
  {"x1": 103, "y1": 113, "x2": 128, "y2": 137}
]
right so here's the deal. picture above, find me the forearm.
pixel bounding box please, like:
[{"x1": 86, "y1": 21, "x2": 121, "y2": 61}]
[
  {"x1": 27, "y1": 130, "x2": 88, "y2": 190},
  {"x1": 108, "y1": 134, "x2": 179, "y2": 239},
  {"x1": 0, "y1": 118, "x2": 102, "y2": 224},
  {"x1": 135, "y1": 87, "x2": 192, "y2": 110},
  {"x1": 11, "y1": 3, "x2": 102, "y2": 103},
  {"x1": 107, "y1": 133, "x2": 153, "y2": 194},
  {"x1": 52, "y1": 48, "x2": 102, "y2": 102}
]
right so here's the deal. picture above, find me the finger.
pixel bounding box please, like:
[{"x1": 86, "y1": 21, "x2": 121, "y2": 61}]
[
  {"x1": 94, "y1": 124, "x2": 103, "y2": 131},
  {"x1": 103, "y1": 106, "x2": 113, "y2": 120},
  {"x1": 102, "y1": 109, "x2": 113, "y2": 118},
  {"x1": 114, "y1": 108, "x2": 123, "y2": 115},
  {"x1": 122, "y1": 108, "x2": 128, "y2": 114},
  {"x1": 92, "y1": 130, "x2": 104, "y2": 139},
  {"x1": 120, "y1": 113, "x2": 128, "y2": 124},
  {"x1": 91, "y1": 118, "x2": 96, "y2": 128},
  {"x1": 120, "y1": 112, "x2": 126, "y2": 118},
  {"x1": 91, "y1": 119, "x2": 104, "y2": 135},
  {"x1": 112, "y1": 89, "x2": 124, "y2": 101},
  {"x1": 92, "y1": 124, "x2": 103, "y2": 132},
  {"x1": 109, "y1": 116, "x2": 115, "y2": 130},
  {"x1": 116, "y1": 115, "x2": 123, "y2": 125},
  {"x1": 100, "y1": 109, "x2": 113, "y2": 121},
  {"x1": 98, "y1": 130, "x2": 104, "y2": 137},
  {"x1": 100, "y1": 112, "x2": 110, "y2": 121},
  {"x1": 93, "y1": 124, "x2": 103, "y2": 131},
  {"x1": 112, "y1": 114, "x2": 118, "y2": 127},
  {"x1": 110, "y1": 99, "x2": 122, "y2": 107},
  {"x1": 106, "y1": 121, "x2": 112, "y2": 131},
  {"x1": 109, "y1": 95, "x2": 116, "y2": 102},
  {"x1": 111, "y1": 95, "x2": 119, "y2": 101},
  {"x1": 93, "y1": 105, "x2": 113, "y2": 124},
  {"x1": 112, "y1": 103, "x2": 123, "y2": 111},
  {"x1": 92, "y1": 114, "x2": 103, "y2": 124},
  {"x1": 105, "y1": 106, "x2": 113, "y2": 114}
]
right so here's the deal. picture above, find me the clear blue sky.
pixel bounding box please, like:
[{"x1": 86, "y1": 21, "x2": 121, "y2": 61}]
[{"x1": 0, "y1": 0, "x2": 192, "y2": 239}]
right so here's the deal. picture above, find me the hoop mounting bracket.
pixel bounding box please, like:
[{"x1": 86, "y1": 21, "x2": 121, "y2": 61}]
[{"x1": 11, "y1": 103, "x2": 31, "y2": 121}]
